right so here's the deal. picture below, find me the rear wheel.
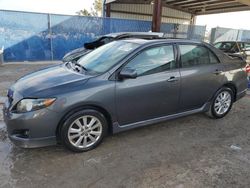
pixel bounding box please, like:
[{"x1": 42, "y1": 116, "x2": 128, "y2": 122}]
[
  {"x1": 207, "y1": 87, "x2": 233, "y2": 119},
  {"x1": 60, "y1": 109, "x2": 108, "y2": 152}
]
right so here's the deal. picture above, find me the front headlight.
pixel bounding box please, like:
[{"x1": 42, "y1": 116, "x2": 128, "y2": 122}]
[{"x1": 15, "y1": 98, "x2": 56, "y2": 113}]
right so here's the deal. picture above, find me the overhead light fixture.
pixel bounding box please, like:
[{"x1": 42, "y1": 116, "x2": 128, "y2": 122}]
[{"x1": 151, "y1": 1, "x2": 154, "y2": 5}]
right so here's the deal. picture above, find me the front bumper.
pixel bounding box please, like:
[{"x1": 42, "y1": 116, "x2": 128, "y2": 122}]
[
  {"x1": 8, "y1": 134, "x2": 56, "y2": 148},
  {"x1": 3, "y1": 102, "x2": 60, "y2": 148}
]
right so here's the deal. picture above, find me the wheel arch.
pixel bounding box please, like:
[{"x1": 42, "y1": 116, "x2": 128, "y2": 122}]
[
  {"x1": 222, "y1": 82, "x2": 237, "y2": 102},
  {"x1": 208, "y1": 82, "x2": 237, "y2": 104},
  {"x1": 206, "y1": 83, "x2": 235, "y2": 119},
  {"x1": 56, "y1": 104, "x2": 113, "y2": 142}
]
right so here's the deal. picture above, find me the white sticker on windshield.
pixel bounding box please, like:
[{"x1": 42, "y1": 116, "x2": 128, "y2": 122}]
[{"x1": 118, "y1": 44, "x2": 134, "y2": 52}]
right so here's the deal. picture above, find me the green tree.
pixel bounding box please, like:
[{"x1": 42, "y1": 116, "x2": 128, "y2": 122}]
[
  {"x1": 76, "y1": 9, "x2": 92, "y2": 16},
  {"x1": 77, "y1": 0, "x2": 103, "y2": 16},
  {"x1": 93, "y1": 0, "x2": 102, "y2": 14}
]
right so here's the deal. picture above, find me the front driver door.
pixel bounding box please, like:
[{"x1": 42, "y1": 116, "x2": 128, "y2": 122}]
[{"x1": 115, "y1": 44, "x2": 181, "y2": 126}]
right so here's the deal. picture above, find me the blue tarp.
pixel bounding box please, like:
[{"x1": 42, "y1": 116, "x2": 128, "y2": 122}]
[
  {"x1": 0, "y1": 10, "x2": 151, "y2": 61},
  {"x1": 0, "y1": 10, "x2": 208, "y2": 62}
]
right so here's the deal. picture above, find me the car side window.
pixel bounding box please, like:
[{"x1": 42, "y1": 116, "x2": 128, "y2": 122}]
[
  {"x1": 179, "y1": 45, "x2": 219, "y2": 68},
  {"x1": 124, "y1": 45, "x2": 176, "y2": 76}
]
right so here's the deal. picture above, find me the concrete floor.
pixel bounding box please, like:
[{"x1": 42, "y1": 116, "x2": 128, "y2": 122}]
[{"x1": 0, "y1": 63, "x2": 250, "y2": 188}]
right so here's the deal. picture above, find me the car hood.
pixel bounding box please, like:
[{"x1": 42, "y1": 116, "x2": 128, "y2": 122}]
[{"x1": 12, "y1": 64, "x2": 93, "y2": 97}]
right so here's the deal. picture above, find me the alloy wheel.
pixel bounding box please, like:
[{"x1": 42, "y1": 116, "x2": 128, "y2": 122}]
[
  {"x1": 214, "y1": 91, "x2": 232, "y2": 115},
  {"x1": 67, "y1": 115, "x2": 103, "y2": 149}
]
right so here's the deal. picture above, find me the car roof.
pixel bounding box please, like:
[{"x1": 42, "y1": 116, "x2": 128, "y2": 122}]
[
  {"x1": 121, "y1": 38, "x2": 149, "y2": 44},
  {"x1": 214, "y1": 41, "x2": 237, "y2": 43},
  {"x1": 215, "y1": 41, "x2": 250, "y2": 43},
  {"x1": 104, "y1": 32, "x2": 164, "y2": 38},
  {"x1": 122, "y1": 38, "x2": 204, "y2": 45}
]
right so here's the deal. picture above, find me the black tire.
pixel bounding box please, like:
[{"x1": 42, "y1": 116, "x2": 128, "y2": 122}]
[
  {"x1": 60, "y1": 109, "x2": 108, "y2": 152},
  {"x1": 206, "y1": 87, "x2": 234, "y2": 119}
]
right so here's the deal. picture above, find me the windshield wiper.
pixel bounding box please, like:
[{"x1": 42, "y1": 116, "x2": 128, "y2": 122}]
[
  {"x1": 66, "y1": 61, "x2": 88, "y2": 73},
  {"x1": 74, "y1": 62, "x2": 88, "y2": 71}
]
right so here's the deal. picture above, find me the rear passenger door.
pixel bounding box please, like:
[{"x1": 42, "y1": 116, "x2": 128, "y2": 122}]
[{"x1": 178, "y1": 44, "x2": 225, "y2": 112}]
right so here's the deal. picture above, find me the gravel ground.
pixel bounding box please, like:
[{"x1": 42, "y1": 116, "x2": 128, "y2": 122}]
[{"x1": 0, "y1": 63, "x2": 250, "y2": 188}]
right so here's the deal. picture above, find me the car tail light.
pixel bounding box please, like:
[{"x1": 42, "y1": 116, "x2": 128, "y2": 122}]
[{"x1": 246, "y1": 65, "x2": 250, "y2": 73}]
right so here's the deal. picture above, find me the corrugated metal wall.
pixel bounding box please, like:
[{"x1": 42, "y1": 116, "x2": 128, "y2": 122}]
[
  {"x1": 161, "y1": 7, "x2": 191, "y2": 24},
  {"x1": 110, "y1": 3, "x2": 153, "y2": 21},
  {"x1": 110, "y1": 3, "x2": 192, "y2": 24}
]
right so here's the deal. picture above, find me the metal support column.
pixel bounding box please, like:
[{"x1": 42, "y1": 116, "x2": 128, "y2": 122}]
[
  {"x1": 152, "y1": 0, "x2": 162, "y2": 32},
  {"x1": 106, "y1": 3, "x2": 111, "y2": 17},
  {"x1": 48, "y1": 14, "x2": 53, "y2": 61}
]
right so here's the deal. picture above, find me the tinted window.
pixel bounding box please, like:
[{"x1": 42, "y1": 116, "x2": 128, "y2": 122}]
[
  {"x1": 124, "y1": 45, "x2": 176, "y2": 76},
  {"x1": 179, "y1": 45, "x2": 219, "y2": 68},
  {"x1": 209, "y1": 50, "x2": 219, "y2": 64}
]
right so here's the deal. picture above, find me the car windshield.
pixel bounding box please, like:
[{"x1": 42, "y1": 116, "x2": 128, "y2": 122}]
[
  {"x1": 214, "y1": 42, "x2": 238, "y2": 53},
  {"x1": 78, "y1": 41, "x2": 140, "y2": 74}
]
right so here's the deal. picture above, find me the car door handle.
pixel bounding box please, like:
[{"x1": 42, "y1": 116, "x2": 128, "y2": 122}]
[
  {"x1": 213, "y1": 70, "x2": 223, "y2": 75},
  {"x1": 167, "y1": 76, "x2": 178, "y2": 82}
]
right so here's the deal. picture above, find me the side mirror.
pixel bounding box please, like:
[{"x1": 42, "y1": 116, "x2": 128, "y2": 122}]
[{"x1": 119, "y1": 68, "x2": 137, "y2": 79}]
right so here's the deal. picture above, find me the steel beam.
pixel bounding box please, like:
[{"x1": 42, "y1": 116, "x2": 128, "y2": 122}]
[
  {"x1": 106, "y1": 3, "x2": 111, "y2": 17},
  {"x1": 236, "y1": 0, "x2": 250, "y2": 6},
  {"x1": 152, "y1": 0, "x2": 162, "y2": 32}
]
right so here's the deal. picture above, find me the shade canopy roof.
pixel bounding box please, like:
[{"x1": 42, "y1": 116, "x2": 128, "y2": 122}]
[{"x1": 106, "y1": 0, "x2": 250, "y2": 15}]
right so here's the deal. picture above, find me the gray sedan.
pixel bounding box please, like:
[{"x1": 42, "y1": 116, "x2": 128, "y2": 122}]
[{"x1": 3, "y1": 39, "x2": 248, "y2": 152}]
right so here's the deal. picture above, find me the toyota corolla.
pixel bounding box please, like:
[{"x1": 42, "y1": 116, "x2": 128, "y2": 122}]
[{"x1": 3, "y1": 39, "x2": 248, "y2": 152}]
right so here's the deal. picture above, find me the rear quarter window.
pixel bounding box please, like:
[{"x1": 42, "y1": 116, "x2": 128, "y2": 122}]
[{"x1": 179, "y1": 44, "x2": 219, "y2": 68}]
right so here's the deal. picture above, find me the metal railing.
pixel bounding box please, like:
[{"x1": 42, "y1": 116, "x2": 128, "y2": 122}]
[
  {"x1": 210, "y1": 27, "x2": 250, "y2": 44},
  {"x1": 161, "y1": 23, "x2": 206, "y2": 41}
]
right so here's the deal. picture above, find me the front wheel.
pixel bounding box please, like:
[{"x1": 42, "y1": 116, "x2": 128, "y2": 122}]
[
  {"x1": 60, "y1": 109, "x2": 108, "y2": 152},
  {"x1": 207, "y1": 87, "x2": 234, "y2": 119}
]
